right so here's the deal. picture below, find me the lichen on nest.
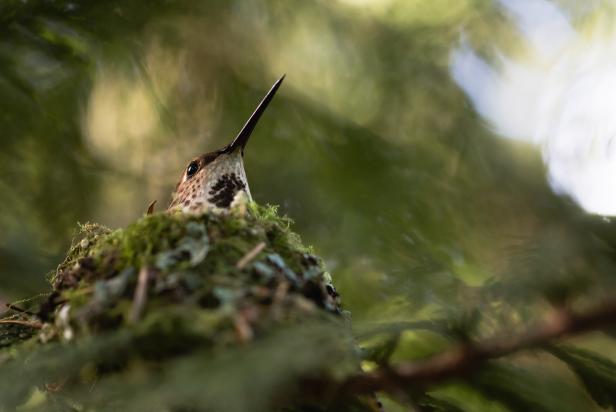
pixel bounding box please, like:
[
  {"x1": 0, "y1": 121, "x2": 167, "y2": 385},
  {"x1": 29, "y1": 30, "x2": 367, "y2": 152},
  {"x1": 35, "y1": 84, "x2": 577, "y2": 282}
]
[
  {"x1": 0, "y1": 203, "x2": 377, "y2": 412},
  {"x1": 41, "y1": 202, "x2": 341, "y2": 342}
]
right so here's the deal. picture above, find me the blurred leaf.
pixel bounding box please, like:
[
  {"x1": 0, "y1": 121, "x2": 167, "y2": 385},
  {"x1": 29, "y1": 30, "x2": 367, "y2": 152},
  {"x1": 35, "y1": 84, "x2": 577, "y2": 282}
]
[
  {"x1": 470, "y1": 362, "x2": 599, "y2": 412},
  {"x1": 360, "y1": 332, "x2": 400, "y2": 365},
  {"x1": 0, "y1": 321, "x2": 360, "y2": 412},
  {"x1": 418, "y1": 394, "x2": 470, "y2": 412},
  {"x1": 426, "y1": 383, "x2": 509, "y2": 412},
  {"x1": 548, "y1": 344, "x2": 616, "y2": 409}
]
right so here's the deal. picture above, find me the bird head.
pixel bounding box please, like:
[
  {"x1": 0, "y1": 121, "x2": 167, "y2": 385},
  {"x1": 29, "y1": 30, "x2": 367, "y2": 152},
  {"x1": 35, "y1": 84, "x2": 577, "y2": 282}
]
[{"x1": 168, "y1": 76, "x2": 284, "y2": 213}]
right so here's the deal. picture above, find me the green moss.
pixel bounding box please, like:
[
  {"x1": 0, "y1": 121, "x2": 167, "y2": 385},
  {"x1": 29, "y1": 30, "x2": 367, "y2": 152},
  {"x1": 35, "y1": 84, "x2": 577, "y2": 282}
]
[
  {"x1": 0, "y1": 203, "x2": 375, "y2": 411},
  {"x1": 43, "y1": 203, "x2": 339, "y2": 335}
]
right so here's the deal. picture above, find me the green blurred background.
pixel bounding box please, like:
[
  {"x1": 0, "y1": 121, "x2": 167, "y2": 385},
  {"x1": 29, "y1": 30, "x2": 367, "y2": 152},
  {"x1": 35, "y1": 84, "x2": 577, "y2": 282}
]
[{"x1": 3, "y1": 1, "x2": 616, "y2": 409}]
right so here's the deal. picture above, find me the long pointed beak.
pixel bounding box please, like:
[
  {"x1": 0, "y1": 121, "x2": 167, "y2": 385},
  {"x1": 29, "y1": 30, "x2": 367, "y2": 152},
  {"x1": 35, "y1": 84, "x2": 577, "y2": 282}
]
[{"x1": 222, "y1": 75, "x2": 285, "y2": 155}]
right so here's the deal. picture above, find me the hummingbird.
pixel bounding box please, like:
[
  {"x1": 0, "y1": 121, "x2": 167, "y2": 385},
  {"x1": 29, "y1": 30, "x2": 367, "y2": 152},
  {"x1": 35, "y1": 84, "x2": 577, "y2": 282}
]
[{"x1": 168, "y1": 76, "x2": 285, "y2": 213}]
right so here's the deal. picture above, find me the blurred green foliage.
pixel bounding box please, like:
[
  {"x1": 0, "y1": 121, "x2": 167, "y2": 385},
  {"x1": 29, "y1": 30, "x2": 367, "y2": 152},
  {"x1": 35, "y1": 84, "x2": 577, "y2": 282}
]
[{"x1": 2, "y1": 0, "x2": 616, "y2": 411}]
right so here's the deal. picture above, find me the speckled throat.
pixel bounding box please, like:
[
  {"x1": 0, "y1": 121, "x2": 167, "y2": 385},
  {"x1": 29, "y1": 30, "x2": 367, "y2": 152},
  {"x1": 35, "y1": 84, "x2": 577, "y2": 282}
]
[{"x1": 168, "y1": 151, "x2": 251, "y2": 213}]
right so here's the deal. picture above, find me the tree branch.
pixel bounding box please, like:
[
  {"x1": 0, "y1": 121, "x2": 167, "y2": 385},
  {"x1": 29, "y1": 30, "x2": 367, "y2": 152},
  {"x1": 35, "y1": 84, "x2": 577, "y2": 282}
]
[{"x1": 338, "y1": 300, "x2": 616, "y2": 395}]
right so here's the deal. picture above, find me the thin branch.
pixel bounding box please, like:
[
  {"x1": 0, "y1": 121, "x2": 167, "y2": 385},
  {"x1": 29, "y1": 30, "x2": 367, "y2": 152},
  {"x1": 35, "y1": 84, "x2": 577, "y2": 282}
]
[
  {"x1": 5, "y1": 303, "x2": 36, "y2": 316},
  {"x1": 0, "y1": 319, "x2": 43, "y2": 329},
  {"x1": 236, "y1": 242, "x2": 266, "y2": 269},
  {"x1": 129, "y1": 267, "x2": 151, "y2": 324},
  {"x1": 337, "y1": 300, "x2": 616, "y2": 395}
]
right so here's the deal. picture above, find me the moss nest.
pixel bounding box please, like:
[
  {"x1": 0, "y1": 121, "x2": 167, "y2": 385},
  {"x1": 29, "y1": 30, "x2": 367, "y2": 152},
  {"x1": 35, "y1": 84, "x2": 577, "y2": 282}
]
[
  {"x1": 0, "y1": 204, "x2": 377, "y2": 412},
  {"x1": 40, "y1": 203, "x2": 341, "y2": 343}
]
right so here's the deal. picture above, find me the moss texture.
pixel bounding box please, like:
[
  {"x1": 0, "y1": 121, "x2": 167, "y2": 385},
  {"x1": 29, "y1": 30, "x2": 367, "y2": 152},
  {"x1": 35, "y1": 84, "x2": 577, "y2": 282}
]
[
  {"x1": 0, "y1": 203, "x2": 378, "y2": 412},
  {"x1": 43, "y1": 203, "x2": 339, "y2": 336}
]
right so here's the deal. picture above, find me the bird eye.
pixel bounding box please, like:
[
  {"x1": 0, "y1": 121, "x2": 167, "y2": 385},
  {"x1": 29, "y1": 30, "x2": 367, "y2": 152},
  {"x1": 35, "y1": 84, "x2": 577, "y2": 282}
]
[{"x1": 186, "y1": 161, "x2": 199, "y2": 178}]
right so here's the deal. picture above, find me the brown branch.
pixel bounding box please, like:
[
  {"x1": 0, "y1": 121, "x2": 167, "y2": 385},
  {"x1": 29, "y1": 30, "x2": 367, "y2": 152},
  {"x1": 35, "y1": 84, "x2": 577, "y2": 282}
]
[
  {"x1": 129, "y1": 267, "x2": 151, "y2": 324},
  {"x1": 236, "y1": 242, "x2": 266, "y2": 269},
  {"x1": 337, "y1": 300, "x2": 616, "y2": 395},
  {"x1": 0, "y1": 319, "x2": 43, "y2": 329}
]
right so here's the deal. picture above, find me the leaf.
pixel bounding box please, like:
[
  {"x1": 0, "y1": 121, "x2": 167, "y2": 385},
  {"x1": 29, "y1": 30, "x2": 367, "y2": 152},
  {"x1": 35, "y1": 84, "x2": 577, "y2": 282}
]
[
  {"x1": 425, "y1": 383, "x2": 510, "y2": 412},
  {"x1": 418, "y1": 394, "x2": 467, "y2": 412},
  {"x1": 548, "y1": 344, "x2": 616, "y2": 409},
  {"x1": 360, "y1": 333, "x2": 400, "y2": 365},
  {"x1": 470, "y1": 362, "x2": 597, "y2": 412}
]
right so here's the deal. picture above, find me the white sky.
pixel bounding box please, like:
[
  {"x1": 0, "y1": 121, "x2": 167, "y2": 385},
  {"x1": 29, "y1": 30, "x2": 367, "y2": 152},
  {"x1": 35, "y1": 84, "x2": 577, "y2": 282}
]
[{"x1": 451, "y1": 0, "x2": 616, "y2": 215}]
